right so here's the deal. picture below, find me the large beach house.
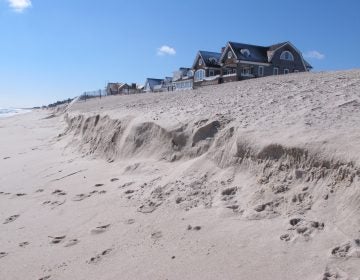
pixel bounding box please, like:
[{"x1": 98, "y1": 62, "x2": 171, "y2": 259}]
[
  {"x1": 192, "y1": 41, "x2": 312, "y2": 88},
  {"x1": 141, "y1": 41, "x2": 312, "y2": 93}
]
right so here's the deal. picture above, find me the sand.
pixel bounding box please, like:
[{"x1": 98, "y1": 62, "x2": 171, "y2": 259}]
[{"x1": 1, "y1": 70, "x2": 360, "y2": 280}]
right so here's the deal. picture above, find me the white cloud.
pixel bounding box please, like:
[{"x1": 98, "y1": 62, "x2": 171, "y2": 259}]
[
  {"x1": 303, "y1": 50, "x2": 325, "y2": 60},
  {"x1": 7, "y1": 0, "x2": 32, "y2": 13},
  {"x1": 157, "y1": 45, "x2": 176, "y2": 56}
]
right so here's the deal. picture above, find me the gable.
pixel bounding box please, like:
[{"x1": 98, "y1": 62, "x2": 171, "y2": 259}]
[
  {"x1": 220, "y1": 44, "x2": 237, "y2": 65},
  {"x1": 192, "y1": 52, "x2": 203, "y2": 70},
  {"x1": 270, "y1": 43, "x2": 308, "y2": 71}
]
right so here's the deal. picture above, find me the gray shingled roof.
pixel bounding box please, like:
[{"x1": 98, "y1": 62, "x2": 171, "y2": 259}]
[
  {"x1": 228, "y1": 42, "x2": 269, "y2": 63},
  {"x1": 145, "y1": 78, "x2": 163, "y2": 90},
  {"x1": 268, "y1": 42, "x2": 288, "y2": 51},
  {"x1": 226, "y1": 41, "x2": 312, "y2": 69},
  {"x1": 199, "y1": 51, "x2": 222, "y2": 68}
]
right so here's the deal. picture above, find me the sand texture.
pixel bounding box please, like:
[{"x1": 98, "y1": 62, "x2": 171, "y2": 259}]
[{"x1": 1, "y1": 70, "x2": 360, "y2": 279}]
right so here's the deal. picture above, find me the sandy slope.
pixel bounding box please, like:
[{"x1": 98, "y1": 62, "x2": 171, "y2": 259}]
[{"x1": 1, "y1": 70, "x2": 360, "y2": 280}]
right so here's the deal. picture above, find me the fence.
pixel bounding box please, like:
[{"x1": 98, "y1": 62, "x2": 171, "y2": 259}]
[{"x1": 78, "y1": 89, "x2": 108, "y2": 101}]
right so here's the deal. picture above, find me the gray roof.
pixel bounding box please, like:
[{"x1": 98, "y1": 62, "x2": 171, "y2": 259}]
[
  {"x1": 199, "y1": 51, "x2": 222, "y2": 68},
  {"x1": 268, "y1": 42, "x2": 288, "y2": 51},
  {"x1": 226, "y1": 41, "x2": 312, "y2": 69},
  {"x1": 145, "y1": 78, "x2": 163, "y2": 90},
  {"x1": 304, "y1": 59, "x2": 313, "y2": 69},
  {"x1": 228, "y1": 42, "x2": 269, "y2": 63}
]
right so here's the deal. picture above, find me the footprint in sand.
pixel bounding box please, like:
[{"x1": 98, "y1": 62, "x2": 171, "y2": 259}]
[
  {"x1": 0, "y1": 252, "x2": 8, "y2": 258},
  {"x1": 87, "y1": 249, "x2": 112, "y2": 264},
  {"x1": 64, "y1": 239, "x2": 79, "y2": 247},
  {"x1": 35, "y1": 189, "x2": 44, "y2": 193},
  {"x1": 3, "y1": 157, "x2": 10, "y2": 160},
  {"x1": 124, "y1": 189, "x2": 135, "y2": 194},
  {"x1": 280, "y1": 218, "x2": 325, "y2": 242},
  {"x1": 94, "y1": 184, "x2": 104, "y2": 187},
  {"x1": 52, "y1": 189, "x2": 67, "y2": 196},
  {"x1": 15, "y1": 193, "x2": 27, "y2": 197},
  {"x1": 50, "y1": 200, "x2": 66, "y2": 208},
  {"x1": 49, "y1": 235, "x2": 66, "y2": 244},
  {"x1": 72, "y1": 190, "x2": 106, "y2": 201},
  {"x1": 91, "y1": 224, "x2": 111, "y2": 234},
  {"x1": 110, "y1": 178, "x2": 119, "y2": 182},
  {"x1": 38, "y1": 276, "x2": 51, "y2": 280},
  {"x1": 124, "y1": 219, "x2": 135, "y2": 225},
  {"x1": 19, "y1": 241, "x2": 29, "y2": 248},
  {"x1": 72, "y1": 193, "x2": 91, "y2": 201},
  {"x1": 119, "y1": 182, "x2": 135, "y2": 189},
  {"x1": 3, "y1": 214, "x2": 20, "y2": 224},
  {"x1": 330, "y1": 239, "x2": 360, "y2": 258},
  {"x1": 151, "y1": 231, "x2": 163, "y2": 240},
  {"x1": 187, "y1": 225, "x2": 202, "y2": 231}
]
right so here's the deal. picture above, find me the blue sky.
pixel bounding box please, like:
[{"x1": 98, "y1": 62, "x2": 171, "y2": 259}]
[{"x1": 0, "y1": 0, "x2": 359, "y2": 107}]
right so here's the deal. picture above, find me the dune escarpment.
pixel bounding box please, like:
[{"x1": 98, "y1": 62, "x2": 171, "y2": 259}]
[{"x1": 56, "y1": 70, "x2": 360, "y2": 278}]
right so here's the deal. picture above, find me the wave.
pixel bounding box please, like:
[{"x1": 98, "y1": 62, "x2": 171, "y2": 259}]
[{"x1": 0, "y1": 108, "x2": 32, "y2": 118}]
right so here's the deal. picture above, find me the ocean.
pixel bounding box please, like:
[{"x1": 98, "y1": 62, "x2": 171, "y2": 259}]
[{"x1": 0, "y1": 108, "x2": 32, "y2": 118}]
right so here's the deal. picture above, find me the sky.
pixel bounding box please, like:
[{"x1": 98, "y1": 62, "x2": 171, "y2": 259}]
[{"x1": 0, "y1": 0, "x2": 359, "y2": 108}]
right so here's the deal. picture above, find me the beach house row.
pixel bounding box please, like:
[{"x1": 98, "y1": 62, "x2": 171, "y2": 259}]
[{"x1": 145, "y1": 41, "x2": 312, "y2": 92}]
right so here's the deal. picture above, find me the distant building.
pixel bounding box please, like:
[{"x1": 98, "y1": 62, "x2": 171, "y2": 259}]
[
  {"x1": 144, "y1": 78, "x2": 163, "y2": 92},
  {"x1": 144, "y1": 77, "x2": 174, "y2": 92},
  {"x1": 192, "y1": 51, "x2": 222, "y2": 88},
  {"x1": 106, "y1": 82, "x2": 139, "y2": 95},
  {"x1": 172, "y1": 67, "x2": 193, "y2": 91}
]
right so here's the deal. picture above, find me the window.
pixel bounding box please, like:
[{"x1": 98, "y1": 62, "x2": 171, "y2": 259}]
[
  {"x1": 258, "y1": 66, "x2": 264, "y2": 77},
  {"x1": 241, "y1": 49, "x2": 250, "y2": 57},
  {"x1": 224, "y1": 68, "x2": 236, "y2": 75},
  {"x1": 195, "y1": 69, "x2": 205, "y2": 81},
  {"x1": 280, "y1": 51, "x2": 294, "y2": 61},
  {"x1": 187, "y1": 70, "x2": 194, "y2": 77},
  {"x1": 209, "y1": 70, "x2": 215, "y2": 76},
  {"x1": 199, "y1": 58, "x2": 203, "y2": 66},
  {"x1": 242, "y1": 67, "x2": 252, "y2": 75},
  {"x1": 273, "y1": 67, "x2": 279, "y2": 75},
  {"x1": 284, "y1": 69, "x2": 289, "y2": 74},
  {"x1": 227, "y1": 51, "x2": 233, "y2": 59}
]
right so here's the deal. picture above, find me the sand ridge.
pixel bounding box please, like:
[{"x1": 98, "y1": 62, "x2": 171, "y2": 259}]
[{"x1": 1, "y1": 70, "x2": 360, "y2": 279}]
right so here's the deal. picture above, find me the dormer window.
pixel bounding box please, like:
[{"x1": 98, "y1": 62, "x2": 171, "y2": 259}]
[
  {"x1": 187, "y1": 70, "x2": 194, "y2": 77},
  {"x1": 227, "y1": 51, "x2": 233, "y2": 59},
  {"x1": 199, "y1": 58, "x2": 203, "y2": 66},
  {"x1": 209, "y1": 57, "x2": 217, "y2": 64},
  {"x1": 241, "y1": 49, "x2": 250, "y2": 57},
  {"x1": 280, "y1": 51, "x2": 294, "y2": 61}
]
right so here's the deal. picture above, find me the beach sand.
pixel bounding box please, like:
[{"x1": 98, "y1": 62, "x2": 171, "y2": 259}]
[{"x1": 1, "y1": 70, "x2": 360, "y2": 280}]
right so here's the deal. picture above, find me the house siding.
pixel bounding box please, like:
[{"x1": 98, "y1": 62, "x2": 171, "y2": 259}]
[{"x1": 270, "y1": 45, "x2": 306, "y2": 73}]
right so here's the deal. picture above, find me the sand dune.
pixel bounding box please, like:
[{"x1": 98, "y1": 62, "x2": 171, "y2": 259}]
[{"x1": 1, "y1": 70, "x2": 360, "y2": 279}]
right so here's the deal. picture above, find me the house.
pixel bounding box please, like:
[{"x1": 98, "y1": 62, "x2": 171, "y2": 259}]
[
  {"x1": 144, "y1": 78, "x2": 163, "y2": 92},
  {"x1": 144, "y1": 77, "x2": 174, "y2": 92},
  {"x1": 192, "y1": 51, "x2": 222, "y2": 88},
  {"x1": 106, "y1": 82, "x2": 139, "y2": 95},
  {"x1": 219, "y1": 41, "x2": 312, "y2": 83},
  {"x1": 161, "y1": 77, "x2": 174, "y2": 92},
  {"x1": 106, "y1": 83, "x2": 123, "y2": 95},
  {"x1": 172, "y1": 67, "x2": 194, "y2": 91}
]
